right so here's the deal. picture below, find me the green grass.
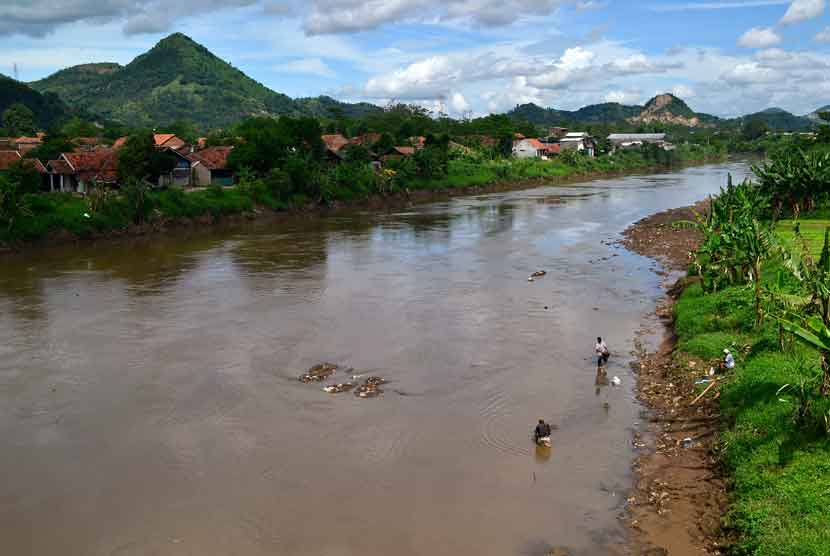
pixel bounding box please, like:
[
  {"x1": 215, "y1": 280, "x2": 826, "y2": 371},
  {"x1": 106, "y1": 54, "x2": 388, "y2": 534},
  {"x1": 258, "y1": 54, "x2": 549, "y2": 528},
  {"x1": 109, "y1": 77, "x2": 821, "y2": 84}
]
[
  {"x1": 673, "y1": 280, "x2": 830, "y2": 555},
  {"x1": 777, "y1": 218, "x2": 830, "y2": 257}
]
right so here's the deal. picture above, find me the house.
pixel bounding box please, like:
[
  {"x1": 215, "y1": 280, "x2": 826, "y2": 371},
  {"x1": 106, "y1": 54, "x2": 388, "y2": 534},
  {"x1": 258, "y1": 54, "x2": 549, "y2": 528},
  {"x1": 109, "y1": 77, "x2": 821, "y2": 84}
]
[
  {"x1": 73, "y1": 137, "x2": 100, "y2": 150},
  {"x1": 157, "y1": 148, "x2": 195, "y2": 188},
  {"x1": 380, "y1": 146, "x2": 416, "y2": 163},
  {"x1": 548, "y1": 127, "x2": 569, "y2": 139},
  {"x1": 14, "y1": 135, "x2": 43, "y2": 155},
  {"x1": 512, "y1": 138, "x2": 547, "y2": 159},
  {"x1": 188, "y1": 146, "x2": 235, "y2": 186},
  {"x1": 348, "y1": 133, "x2": 382, "y2": 147},
  {"x1": 322, "y1": 134, "x2": 350, "y2": 153},
  {"x1": 153, "y1": 133, "x2": 187, "y2": 151},
  {"x1": 559, "y1": 132, "x2": 596, "y2": 156},
  {"x1": 0, "y1": 150, "x2": 22, "y2": 171},
  {"x1": 409, "y1": 136, "x2": 427, "y2": 149},
  {"x1": 543, "y1": 143, "x2": 561, "y2": 157},
  {"x1": 48, "y1": 148, "x2": 118, "y2": 193},
  {"x1": 0, "y1": 151, "x2": 50, "y2": 189},
  {"x1": 112, "y1": 136, "x2": 128, "y2": 150},
  {"x1": 607, "y1": 133, "x2": 668, "y2": 151}
]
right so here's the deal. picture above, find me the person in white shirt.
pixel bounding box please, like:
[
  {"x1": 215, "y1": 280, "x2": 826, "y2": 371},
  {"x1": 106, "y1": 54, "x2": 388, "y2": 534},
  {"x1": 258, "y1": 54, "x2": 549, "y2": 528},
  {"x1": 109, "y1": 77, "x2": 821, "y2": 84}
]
[
  {"x1": 721, "y1": 349, "x2": 735, "y2": 371},
  {"x1": 595, "y1": 337, "x2": 610, "y2": 370}
]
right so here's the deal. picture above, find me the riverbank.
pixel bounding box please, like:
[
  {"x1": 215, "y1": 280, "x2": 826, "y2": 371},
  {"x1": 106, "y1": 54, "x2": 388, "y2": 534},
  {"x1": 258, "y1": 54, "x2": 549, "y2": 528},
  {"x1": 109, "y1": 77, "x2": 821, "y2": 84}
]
[
  {"x1": 620, "y1": 203, "x2": 729, "y2": 556},
  {"x1": 0, "y1": 147, "x2": 725, "y2": 252}
]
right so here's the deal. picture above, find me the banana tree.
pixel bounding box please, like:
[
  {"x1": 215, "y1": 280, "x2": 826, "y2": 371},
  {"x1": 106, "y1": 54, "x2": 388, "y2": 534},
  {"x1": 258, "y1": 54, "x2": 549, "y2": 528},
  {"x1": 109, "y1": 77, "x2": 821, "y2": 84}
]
[
  {"x1": 781, "y1": 316, "x2": 830, "y2": 396},
  {"x1": 762, "y1": 269, "x2": 808, "y2": 350}
]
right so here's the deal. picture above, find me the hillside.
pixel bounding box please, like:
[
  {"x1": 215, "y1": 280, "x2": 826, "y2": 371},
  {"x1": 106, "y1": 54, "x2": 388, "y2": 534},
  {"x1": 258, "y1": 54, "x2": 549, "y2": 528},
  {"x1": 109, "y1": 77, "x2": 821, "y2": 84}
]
[
  {"x1": 0, "y1": 74, "x2": 68, "y2": 130},
  {"x1": 739, "y1": 107, "x2": 814, "y2": 131},
  {"x1": 508, "y1": 94, "x2": 718, "y2": 128},
  {"x1": 508, "y1": 102, "x2": 641, "y2": 126},
  {"x1": 628, "y1": 93, "x2": 718, "y2": 127},
  {"x1": 30, "y1": 33, "x2": 379, "y2": 128},
  {"x1": 807, "y1": 105, "x2": 830, "y2": 124}
]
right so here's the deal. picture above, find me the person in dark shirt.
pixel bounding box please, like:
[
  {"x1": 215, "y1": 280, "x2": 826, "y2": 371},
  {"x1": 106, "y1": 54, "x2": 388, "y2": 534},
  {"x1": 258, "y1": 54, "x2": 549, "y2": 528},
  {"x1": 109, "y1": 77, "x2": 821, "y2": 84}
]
[{"x1": 534, "y1": 419, "x2": 552, "y2": 443}]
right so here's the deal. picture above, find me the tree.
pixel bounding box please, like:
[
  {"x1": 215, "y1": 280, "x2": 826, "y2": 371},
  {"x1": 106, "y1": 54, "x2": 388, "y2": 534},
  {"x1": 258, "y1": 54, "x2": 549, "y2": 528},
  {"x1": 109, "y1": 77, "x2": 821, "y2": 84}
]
[
  {"x1": 2, "y1": 103, "x2": 36, "y2": 136},
  {"x1": 782, "y1": 227, "x2": 830, "y2": 396},
  {"x1": 116, "y1": 132, "x2": 176, "y2": 183},
  {"x1": 742, "y1": 118, "x2": 769, "y2": 141}
]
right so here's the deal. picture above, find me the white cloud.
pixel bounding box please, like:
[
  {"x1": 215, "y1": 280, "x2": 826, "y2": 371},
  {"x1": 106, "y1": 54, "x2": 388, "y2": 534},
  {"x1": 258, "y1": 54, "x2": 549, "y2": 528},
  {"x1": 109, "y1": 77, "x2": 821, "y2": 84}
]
[
  {"x1": 450, "y1": 92, "x2": 470, "y2": 113},
  {"x1": 722, "y1": 61, "x2": 782, "y2": 83},
  {"x1": 273, "y1": 57, "x2": 336, "y2": 77},
  {"x1": 303, "y1": 0, "x2": 566, "y2": 35},
  {"x1": 780, "y1": 0, "x2": 825, "y2": 24},
  {"x1": 671, "y1": 84, "x2": 696, "y2": 98},
  {"x1": 815, "y1": 27, "x2": 830, "y2": 42},
  {"x1": 604, "y1": 89, "x2": 643, "y2": 104},
  {"x1": 738, "y1": 27, "x2": 782, "y2": 48}
]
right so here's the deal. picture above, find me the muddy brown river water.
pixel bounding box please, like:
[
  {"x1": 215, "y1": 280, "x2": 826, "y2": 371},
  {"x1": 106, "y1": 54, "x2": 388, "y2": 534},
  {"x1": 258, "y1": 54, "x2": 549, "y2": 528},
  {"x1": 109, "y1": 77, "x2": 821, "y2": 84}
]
[{"x1": 0, "y1": 161, "x2": 752, "y2": 556}]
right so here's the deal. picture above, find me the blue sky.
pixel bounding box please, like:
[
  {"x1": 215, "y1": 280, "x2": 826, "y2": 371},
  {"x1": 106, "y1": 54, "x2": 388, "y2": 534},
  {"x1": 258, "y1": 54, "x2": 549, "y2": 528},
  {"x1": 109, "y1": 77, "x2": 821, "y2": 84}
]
[{"x1": 2, "y1": 0, "x2": 829, "y2": 117}]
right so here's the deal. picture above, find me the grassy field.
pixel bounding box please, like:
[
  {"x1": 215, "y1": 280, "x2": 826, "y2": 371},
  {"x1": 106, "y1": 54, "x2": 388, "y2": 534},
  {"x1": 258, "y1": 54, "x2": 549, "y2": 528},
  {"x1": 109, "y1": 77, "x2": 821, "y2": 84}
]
[
  {"x1": 674, "y1": 217, "x2": 830, "y2": 555},
  {"x1": 777, "y1": 218, "x2": 830, "y2": 257}
]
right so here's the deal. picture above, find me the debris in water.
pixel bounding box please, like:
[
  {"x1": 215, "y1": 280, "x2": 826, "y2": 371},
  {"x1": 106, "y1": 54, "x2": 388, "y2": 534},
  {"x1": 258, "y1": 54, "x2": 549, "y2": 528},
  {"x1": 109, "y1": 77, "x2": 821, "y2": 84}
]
[
  {"x1": 323, "y1": 383, "x2": 354, "y2": 394},
  {"x1": 355, "y1": 377, "x2": 386, "y2": 398},
  {"x1": 299, "y1": 363, "x2": 339, "y2": 383},
  {"x1": 531, "y1": 270, "x2": 547, "y2": 278},
  {"x1": 611, "y1": 376, "x2": 622, "y2": 386},
  {"x1": 681, "y1": 437, "x2": 694, "y2": 449}
]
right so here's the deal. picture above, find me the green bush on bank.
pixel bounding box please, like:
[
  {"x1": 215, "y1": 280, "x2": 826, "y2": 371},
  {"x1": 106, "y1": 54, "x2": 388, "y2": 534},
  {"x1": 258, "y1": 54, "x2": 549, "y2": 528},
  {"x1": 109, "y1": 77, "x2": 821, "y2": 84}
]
[{"x1": 674, "y1": 276, "x2": 830, "y2": 556}]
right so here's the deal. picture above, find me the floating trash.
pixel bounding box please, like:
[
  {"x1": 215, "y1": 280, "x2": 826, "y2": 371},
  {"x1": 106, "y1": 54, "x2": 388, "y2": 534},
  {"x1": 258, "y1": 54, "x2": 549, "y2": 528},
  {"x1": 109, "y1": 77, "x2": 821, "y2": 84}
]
[
  {"x1": 531, "y1": 270, "x2": 547, "y2": 278},
  {"x1": 611, "y1": 376, "x2": 622, "y2": 386},
  {"x1": 323, "y1": 383, "x2": 354, "y2": 394},
  {"x1": 299, "y1": 362, "x2": 339, "y2": 383},
  {"x1": 355, "y1": 377, "x2": 386, "y2": 398}
]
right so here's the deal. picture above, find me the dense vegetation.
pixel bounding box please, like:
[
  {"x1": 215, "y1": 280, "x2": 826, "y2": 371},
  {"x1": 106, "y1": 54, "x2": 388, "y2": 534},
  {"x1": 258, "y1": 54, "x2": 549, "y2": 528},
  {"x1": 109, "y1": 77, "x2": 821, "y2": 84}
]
[
  {"x1": 0, "y1": 75, "x2": 69, "y2": 133},
  {"x1": 674, "y1": 139, "x2": 830, "y2": 554},
  {"x1": 0, "y1": 106, "x2": 723, "y2": 244}
]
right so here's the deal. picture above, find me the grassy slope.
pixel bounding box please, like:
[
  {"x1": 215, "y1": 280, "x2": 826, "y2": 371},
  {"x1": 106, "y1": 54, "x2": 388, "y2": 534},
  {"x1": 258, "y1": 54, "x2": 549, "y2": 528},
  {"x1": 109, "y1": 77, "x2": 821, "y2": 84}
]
[{"x1": 673, "y1": 220, "x2": 830, "y2": 556}]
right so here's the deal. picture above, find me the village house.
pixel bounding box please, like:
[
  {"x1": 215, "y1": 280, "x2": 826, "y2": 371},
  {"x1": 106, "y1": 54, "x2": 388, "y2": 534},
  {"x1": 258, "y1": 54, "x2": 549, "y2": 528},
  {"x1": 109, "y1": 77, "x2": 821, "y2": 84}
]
[
  {"x1": 14, "y1": 134, "x2": 44, "y2": 155},
  {"x1": 188, "y1": 146, "x2": 235, "y2": 186},
  {"x1": 47, "y1": 148, "x2": 118, "y2": 193},
  {"x1": 607, "y1": 133, "x2": 668, "y2": 152},
  {"x1": 158, "y1": 147, "x2": 195, "y2": 188},
  {"x1": 512, "y1": 138, "x2": 547, "y2": 159},
  {"x1": 558, "y1": 132, "x2": 596, "y2": 157},
  {"x1": 322, "y1": 134, "x2": 350, "y2": 153},
  {"x1": 548, "y1": 127, "x2": 569, "y2": 139},
  {"x1": 379, "y1": 146, "x2": 415, "y2": 163},
  {"x1": 154, "y1": 133, "x2": 187, "y2": 151}
]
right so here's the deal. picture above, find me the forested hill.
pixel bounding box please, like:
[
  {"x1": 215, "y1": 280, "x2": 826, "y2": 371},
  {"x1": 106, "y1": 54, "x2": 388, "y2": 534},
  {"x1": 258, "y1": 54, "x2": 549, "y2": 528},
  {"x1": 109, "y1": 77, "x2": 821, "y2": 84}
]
[
  {"x1": 30, "y1": 33, "x2": 380, "y2": 128},
  {"x1": 0, "y1": 74, "x2": 68, "y2": 130}
]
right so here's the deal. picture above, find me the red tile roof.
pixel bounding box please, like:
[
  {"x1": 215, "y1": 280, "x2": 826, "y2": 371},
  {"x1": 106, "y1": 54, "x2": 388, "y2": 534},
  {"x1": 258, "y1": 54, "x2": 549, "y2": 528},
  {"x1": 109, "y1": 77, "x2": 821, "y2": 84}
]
[
  {"x1": 524, "y1": 138, "x2": 547, "y2": 150},
  {"x1": 0, "y1": 150, "x2": 22, "y2": 170},
  {"x1": 62, "y1": 148, "x2": 119, "y2": 183},
  {"x1": 15, "y1": 136, "x2": 43, "y2": 145},
  {"x1": 112, "y1": 136, "x2": 128, "y2": 150},
  {"x1": 48, "y1": 159, "x2": 73, "y2": 175},
  {"x1": 544, "y1": 143, "x2": 561, "y2": 155},
  {"x1": 348, "y1": 133, "x2": 382, "y2": 146},
  {"x1": 27, "y1": 159, "x2": 48, "y2": 174},
  {"x1": 392, "y1": 146, "x2": 415, "y2": 156},
  {"x1": 322, "y1": 134, "x2": 350, "y2": 152},
  {"x1": 189, "y1": 146, "x2": 233, "y2": 170},
  {"x1": 409, "y1": 136, "x2": 426, "y2": 149},
  {"x1": 153, "y1": 134, "x2": 186, "y2": 150}
]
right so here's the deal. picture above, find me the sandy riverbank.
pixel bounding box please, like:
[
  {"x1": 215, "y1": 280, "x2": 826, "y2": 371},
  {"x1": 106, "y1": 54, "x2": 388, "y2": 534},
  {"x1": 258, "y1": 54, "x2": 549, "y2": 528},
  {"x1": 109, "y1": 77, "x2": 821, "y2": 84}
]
[{"x1": 619, "y1": 201, "x2": 730, "y2": 556}]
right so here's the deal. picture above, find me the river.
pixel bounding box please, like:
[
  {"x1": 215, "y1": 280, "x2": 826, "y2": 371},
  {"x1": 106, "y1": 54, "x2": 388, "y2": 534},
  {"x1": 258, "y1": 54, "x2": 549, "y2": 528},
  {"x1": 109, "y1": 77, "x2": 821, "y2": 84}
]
[{"x1": 0, "y1": 161, "x2": 752, "y2": 556}]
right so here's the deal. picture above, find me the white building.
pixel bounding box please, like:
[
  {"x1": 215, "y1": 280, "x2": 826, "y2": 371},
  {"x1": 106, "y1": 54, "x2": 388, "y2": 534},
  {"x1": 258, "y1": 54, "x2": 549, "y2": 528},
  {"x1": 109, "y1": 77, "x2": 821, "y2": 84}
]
[
  {"x1": 607, "y1": 133, "x2": 668, "y2": 151},
  {"x1": 558, "y1": 132, "x2": 596, "y2": 157},
  {"x1": 512, "y1": 138, "x2": 547, "y2": 159}
]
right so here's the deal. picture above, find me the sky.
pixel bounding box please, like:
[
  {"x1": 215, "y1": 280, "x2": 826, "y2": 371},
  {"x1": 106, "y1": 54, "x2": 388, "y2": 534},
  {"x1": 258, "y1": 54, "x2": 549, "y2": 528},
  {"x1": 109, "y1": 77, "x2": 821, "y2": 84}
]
[{"x1": 1, "y1": 0, "x2": 830, "y2": 118}]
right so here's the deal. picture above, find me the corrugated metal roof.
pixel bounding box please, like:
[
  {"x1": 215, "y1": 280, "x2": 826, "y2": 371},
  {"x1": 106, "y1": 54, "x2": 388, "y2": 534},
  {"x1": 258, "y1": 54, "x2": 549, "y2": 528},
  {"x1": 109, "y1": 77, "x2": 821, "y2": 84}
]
[{"x1": 607, "y1": 133, "x2": 666, "y2": 141}]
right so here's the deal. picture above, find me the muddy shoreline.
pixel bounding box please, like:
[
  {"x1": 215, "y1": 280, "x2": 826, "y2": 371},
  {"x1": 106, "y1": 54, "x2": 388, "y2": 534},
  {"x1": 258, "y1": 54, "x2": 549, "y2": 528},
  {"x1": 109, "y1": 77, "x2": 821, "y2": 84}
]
[
  {"x1": 619, "y1": 202, "x2": 729, "y2": 556},
  {"x1": 0, "y1": 157, "x2": 723, "y2": 255}
]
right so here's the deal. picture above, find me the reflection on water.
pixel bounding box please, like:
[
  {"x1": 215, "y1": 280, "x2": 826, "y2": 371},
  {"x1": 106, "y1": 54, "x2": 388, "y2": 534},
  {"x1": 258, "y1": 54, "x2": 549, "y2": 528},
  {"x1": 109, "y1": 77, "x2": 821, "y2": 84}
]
[{"x1": 0, "y1": 161, "x2": 751, "y2": 556}]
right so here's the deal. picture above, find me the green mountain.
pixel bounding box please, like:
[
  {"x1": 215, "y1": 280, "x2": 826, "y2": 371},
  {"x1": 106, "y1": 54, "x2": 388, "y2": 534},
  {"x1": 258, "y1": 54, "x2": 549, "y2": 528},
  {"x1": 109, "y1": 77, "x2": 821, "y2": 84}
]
[
  {"x1": 739, "y1": 108, "x2": 814, "y2": 131},
  {"x1": 507, "y1": 94, "x2": 718, "y2": 128},
  {"x1": 807, "y1": 105, "x2": 830, "y2": 124},
  {"x1": 0, "y1": 74, "x2": 69, "y2": 130},
  {"x1": 30, "y1": 33, "x2": 379, "y2": 129}
]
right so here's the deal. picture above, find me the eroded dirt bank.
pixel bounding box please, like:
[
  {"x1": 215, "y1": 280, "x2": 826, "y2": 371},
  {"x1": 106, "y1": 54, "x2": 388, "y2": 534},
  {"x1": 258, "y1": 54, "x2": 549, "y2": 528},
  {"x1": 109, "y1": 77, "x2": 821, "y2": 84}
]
[{"x1": 619, "y1": 201, "x2": 730, "y2": 556}]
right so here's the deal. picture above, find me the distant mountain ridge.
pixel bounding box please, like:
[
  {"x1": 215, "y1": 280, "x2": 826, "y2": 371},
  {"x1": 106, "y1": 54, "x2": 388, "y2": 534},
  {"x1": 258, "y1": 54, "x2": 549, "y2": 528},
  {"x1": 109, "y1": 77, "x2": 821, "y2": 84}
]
[
  {"x1": 30, "y1": 33, "x2": 380, "y2": 128},
  {"x1": 508, "y1": 93, "x2": 825, "y2": 132}
]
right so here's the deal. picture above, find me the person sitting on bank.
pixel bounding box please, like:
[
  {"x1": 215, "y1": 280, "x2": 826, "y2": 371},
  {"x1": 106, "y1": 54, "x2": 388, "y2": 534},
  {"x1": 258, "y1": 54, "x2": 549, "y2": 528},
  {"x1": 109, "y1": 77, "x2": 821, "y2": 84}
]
[
  {"x1": 534, "y1": 419, "x2": 552, "y2": 444},
  {"x1": 720, "y1": 348, "x2": 735, "y2": 372},
  {"x1": 595, "y1": 337, "x2": 610, "y2": 369}
]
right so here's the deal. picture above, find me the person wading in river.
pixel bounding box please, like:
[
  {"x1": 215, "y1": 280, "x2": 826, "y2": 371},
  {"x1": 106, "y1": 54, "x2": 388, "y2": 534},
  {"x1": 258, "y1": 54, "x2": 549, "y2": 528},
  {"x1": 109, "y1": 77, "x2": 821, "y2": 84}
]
[
  {"x1": 534, "y1": 419, "x2": 552, "y2": 445},
  {"x1": 595, "y1": 337, "x2": 610, "y2": 371}
]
